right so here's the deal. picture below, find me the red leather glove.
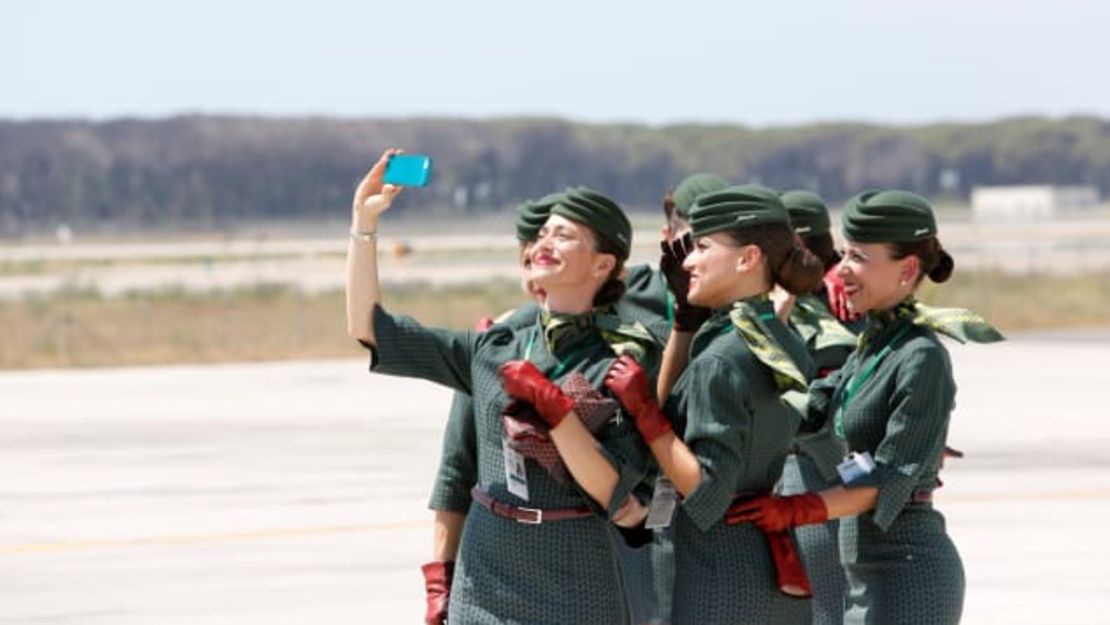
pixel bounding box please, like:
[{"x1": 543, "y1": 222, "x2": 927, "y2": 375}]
[
  {"x1": 603, "y1": 354, "x2": 672, "y2": 444},
  {"x1": 498, "y1": 360, "x2": 575, "y2": 428},
  {"x1": 660, "y1": 233, "x2": 711, "y2": 332},
  {"x1": 724, "y1": 493, "x2": 828, "y2": 533},
  {"x1": 420, "y1": 560, "x2": 454, "y2": 625},
  {"x1": 822, "y1": 265, "x2": 859, "y2": 323}
]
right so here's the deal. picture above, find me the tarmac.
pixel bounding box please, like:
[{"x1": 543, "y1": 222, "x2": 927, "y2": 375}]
[{"x1": 2, "y1": 330, "x2": 1110, "y2": 624}]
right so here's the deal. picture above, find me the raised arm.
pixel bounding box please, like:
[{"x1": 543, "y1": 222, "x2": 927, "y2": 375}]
[{"x1": 346, "y1": 148, "x2": 404, "y2": 344}]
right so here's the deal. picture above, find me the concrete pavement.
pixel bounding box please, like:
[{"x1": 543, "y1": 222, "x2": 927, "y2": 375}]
[{"x1": 2, "y1": 332, "x2": 1109, "y2": 624}]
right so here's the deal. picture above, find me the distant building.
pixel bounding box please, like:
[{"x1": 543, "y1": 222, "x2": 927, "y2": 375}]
[{"x1": 971, "y1": 185, "x2": 1100, "y2": 221}]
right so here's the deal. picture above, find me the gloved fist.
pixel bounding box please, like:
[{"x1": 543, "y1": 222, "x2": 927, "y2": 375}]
[
  {"x1": 421, "y1": 560, "x2": 455, "y2": 625},
  {"x1": 498, "y1": 360, "x2": 575, "y2": 427},
  {"x1": 724, "y1": 493, "x2": 828, "y2": 533},
  {"x1": 604, "y1": 354, "x2": 672, "y2": 444},
  {"x1": 660, "y1": 233, "x2": 711, "y2": 331}
]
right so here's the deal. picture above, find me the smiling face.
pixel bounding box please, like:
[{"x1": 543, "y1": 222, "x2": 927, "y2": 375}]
[
  {"x1": 682, "y1": 232, "x2": 762, "y2": 308},
  {"x1": 529, "y1": 214, "x2": 615, "y2": 297},
  {"x1": 836, "y1": 241, "x2": 920, "y2": 313}
]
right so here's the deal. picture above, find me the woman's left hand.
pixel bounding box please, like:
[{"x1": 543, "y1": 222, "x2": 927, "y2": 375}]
[
  {"x1": 604, "y1": 355, "x2": 672, "y2": 443},
  {"x1": 352, "y1": 148, "x2": 405, "y2": 226}
]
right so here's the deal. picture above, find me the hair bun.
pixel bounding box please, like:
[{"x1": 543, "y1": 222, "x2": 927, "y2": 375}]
[{"x1": 929, "y1": 248, "x2": 954, "y2": 283}]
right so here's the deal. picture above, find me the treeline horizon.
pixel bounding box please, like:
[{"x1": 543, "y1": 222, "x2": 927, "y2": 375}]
[{"x1": 2, "y1": 114, "x2": 1108, "y2": 235}]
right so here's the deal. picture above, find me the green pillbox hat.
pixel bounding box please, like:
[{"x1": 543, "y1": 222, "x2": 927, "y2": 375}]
[
  {"x1": 780, "y1": 190, "x2": 831, "y2": 236},
  {"x1": 515, "y1": 191, "x2": 564, "y2": 242},
  {"x1": 841, "y1": 189, "x2": 938, "y2": 243},
  {"x1": 688, "y1": 184, "x2": 790, "y2": 239},
  {"x1": 673, "y1": 173, "x2": 729, "y2": 219},
  {"x1": 551, "y1": 186, "x2": 632, "y2": 260}
]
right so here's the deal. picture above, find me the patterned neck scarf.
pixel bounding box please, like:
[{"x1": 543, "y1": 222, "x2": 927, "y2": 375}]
[
  {"x1": 540, "y1": 308, "x2": 653, "y2": 362},
  {"x1": 729, "y1": 296, "x2": 808, "y2": 393},
  {"x1": 860, "y1": 297, "x2": 1005, "y2": 351},
  {"x1": 790, "y1": 293, "x2": 858, "y2": 350},
  {"x1": 540, "y1": 310, "x2": 597, "y2": 353}
]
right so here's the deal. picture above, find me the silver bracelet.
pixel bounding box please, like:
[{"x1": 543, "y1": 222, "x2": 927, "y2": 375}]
[{"x1": 350, "y1": 228, "x2": 377, "y2": 242}]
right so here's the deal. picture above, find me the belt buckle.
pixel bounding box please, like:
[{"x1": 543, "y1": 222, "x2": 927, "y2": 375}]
[{"x1": 517, "y1": 506, "x2": 543, "y2": 524}]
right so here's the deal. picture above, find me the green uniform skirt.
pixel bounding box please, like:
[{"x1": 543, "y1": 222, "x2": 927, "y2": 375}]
[{"x1": 840, "y1": 505, "x2": 964, "y2": 625}]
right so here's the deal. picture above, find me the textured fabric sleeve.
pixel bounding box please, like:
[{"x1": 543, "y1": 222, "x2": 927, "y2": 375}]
[
  {"x1": 857, "y1": 342, "x2": 955, "y2": 531},
  {"x1": 427, "y1": 391, "x2": 478, "y2": 513},
  {"x1": 802, "y1": 362, "x2": 846, "y2": 433},
  {"x1": 370, "y1": 305, "x2": 476, "y2": 394},
  {"x1": 594, "y1": 406, "x2": 654, "y2": 519},
  {"x1": 677, "y1": 357, "x2": 752, "y2": 532}
]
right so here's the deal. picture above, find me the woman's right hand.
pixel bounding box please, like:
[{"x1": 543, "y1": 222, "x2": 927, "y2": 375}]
[{"x1": 352, "y1": 148, "x2": 405, "y2": 227}]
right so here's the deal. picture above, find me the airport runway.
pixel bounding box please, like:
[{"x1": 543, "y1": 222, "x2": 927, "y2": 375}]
[{"x1": 2, "y1": 332, "x2": 1110, "y2": 624}]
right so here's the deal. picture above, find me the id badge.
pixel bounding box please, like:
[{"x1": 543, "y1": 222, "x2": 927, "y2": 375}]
[
  {"x1": 836, "y1": 451, "x2": 877, "y2": 485},
  {"x1": 502, "y1": 440, "x2": 529, "y2": 501},
  {"x1": 644, "y1": 477, "x2": 678, "y2": 529}
]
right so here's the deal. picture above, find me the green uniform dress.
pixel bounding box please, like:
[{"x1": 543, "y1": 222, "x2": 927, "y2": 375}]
[
  {"x1": 428, "y1": 305, "x2": 541, "y2": 515},
  {"x1": 778, "y1": 293, "x2": 856, "y2": 625},
  {"x1": 806, "y1": 307, "x2": 964, "y2": 625},
  {"x1": 664, "y1": 298, "x2": 814, "y2": 625},
  {"x1": 370, "y1": 305, "x2": 658, "y2": 625}
]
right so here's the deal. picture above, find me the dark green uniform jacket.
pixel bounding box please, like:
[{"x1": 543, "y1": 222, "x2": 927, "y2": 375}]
[
  {"x1": 619, "y1": 263, "x2": 673, "y2": 344},
  {"x1": 806, "y1": 309, "x2": 964, "y2": 625},
  {"x1": 664, "y1": 298, "x2": 814, "y2": 625},
  {"x1": 370, "y1": 305, "x2": 658, "y2": 625}
]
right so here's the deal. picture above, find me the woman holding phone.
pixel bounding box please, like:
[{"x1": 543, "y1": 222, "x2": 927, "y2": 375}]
[
  {"x1": 727, "y1": 190, "x2": 1003, "y2": 624},
  {"x1": 348, "y1": 149, "x2": 658, "y2": 624},
  {"x1": 420, "y1": 194, "x2": 560, "y2": 625},
  {"x1": 603, "y1": 185, "x2": 824, "y2": 624}
]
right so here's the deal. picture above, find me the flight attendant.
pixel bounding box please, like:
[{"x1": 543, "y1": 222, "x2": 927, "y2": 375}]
[
  {"x1": 727, "y1": 190, "x2": 1004, "y2": 625},
  {"x1": 604, "y1": 185, "x2": 825, "y2": 624},
  {"x1": 348, "y1": 149, "x2": 659, "y2": 624}
]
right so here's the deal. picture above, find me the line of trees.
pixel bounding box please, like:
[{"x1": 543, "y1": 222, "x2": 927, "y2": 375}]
[{"x1": 1, "y1": 115, "x2": 1108, "y2": 235}]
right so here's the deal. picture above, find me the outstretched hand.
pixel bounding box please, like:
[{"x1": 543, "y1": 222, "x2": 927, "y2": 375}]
[{"x1": 353, "y1": 148, "x2": 405, "y2": 221}]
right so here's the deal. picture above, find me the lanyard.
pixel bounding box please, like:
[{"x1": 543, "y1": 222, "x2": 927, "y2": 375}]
[{"x1": 834, "y1": 324, "x2": 912, "y2": 439}]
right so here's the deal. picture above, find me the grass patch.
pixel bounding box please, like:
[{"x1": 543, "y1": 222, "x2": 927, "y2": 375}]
[{"x1": 0, "y1": 271, "x2": 1106, "y2": 370}]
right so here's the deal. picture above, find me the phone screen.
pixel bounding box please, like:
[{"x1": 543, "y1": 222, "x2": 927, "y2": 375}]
[{"x1": 383, "y1": 155, "x2": 433, "y2": 187}]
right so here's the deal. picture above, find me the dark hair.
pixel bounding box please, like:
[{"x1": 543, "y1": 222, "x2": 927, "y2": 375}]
[
  {"x1": 887, "y1": 237, "x2": 954, "y2": 284},
  {"x1": 801, "y1": 233, "x2": 840, "y2": 272},
  {"x1": 591, "y1": 232, "x2": 628, "y2": 309},
  {"x1": 725, "y1": 223, "x2": 825, "y2": 295}
]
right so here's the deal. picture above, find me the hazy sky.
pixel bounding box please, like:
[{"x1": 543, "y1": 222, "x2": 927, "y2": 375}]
[{"x1": 6, "y1": 0, "x2": 1109, "y2": 126}]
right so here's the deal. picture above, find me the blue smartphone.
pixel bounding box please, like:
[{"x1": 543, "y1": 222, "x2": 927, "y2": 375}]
[{"x1": 383, "y1": 154, "x2": 433, "y2": 187}]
